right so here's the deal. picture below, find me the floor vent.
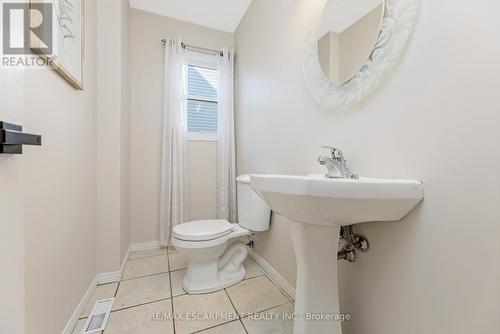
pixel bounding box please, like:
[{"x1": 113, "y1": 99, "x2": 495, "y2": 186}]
[{"x1": 81, "y1": 298, "x2": 114, "y2": 334}]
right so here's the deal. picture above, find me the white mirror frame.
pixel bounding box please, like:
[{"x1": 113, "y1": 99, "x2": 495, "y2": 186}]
[{"x1": 303, "y1": 0, "x2": 421, "y2": 108}]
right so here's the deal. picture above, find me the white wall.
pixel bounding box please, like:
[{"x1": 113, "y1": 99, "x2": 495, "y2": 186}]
[
  {"x1": 235, "y1": 0, "x2": 500, "y2": 333},
  {"x1": 96, "y1": 0, "x2": 131, "y2": 273},
  {"x1": 0, "y1": 70, "x2": 25, "y2": 334},
  {"x1": 130, "y1": 9, "x2": 233, "y2": 243},
  {"x1": 120, "y1": 0, "x2": 132, "y2": 263},
  {"x1": 23, "y1": 0, "x2": 98, "y2": 332}
]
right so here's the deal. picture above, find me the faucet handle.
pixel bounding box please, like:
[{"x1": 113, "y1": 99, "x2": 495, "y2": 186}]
[{"x1": 321, "y1": 146, "x2": 344, "y2": 160}]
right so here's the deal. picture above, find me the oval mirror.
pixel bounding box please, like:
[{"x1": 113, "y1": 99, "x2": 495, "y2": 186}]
[
  {"x1": 318, "y1": 0, "x2": 385, "y2": 83},
  {"x1": 303, "y1": 0, "x2": 421, "y2": 108}
]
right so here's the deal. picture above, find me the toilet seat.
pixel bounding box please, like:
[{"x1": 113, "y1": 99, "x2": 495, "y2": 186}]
[
  {"x1": 172, "y1": 223, "x2": 251, "y2": 250},
  {"x1": 173, "y1": 219, "x2": 234, "y2": 241}
]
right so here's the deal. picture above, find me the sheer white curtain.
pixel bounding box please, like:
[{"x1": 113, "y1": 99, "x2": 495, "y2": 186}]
[
  {"x1": 159, "y1": 37, "x2": 189, "y2": 246},
  {"x1": 217, "y1": 48, "x2": 237, "y2": 223}
]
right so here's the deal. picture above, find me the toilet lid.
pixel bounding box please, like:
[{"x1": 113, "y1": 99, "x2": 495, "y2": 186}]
[{"x1": 173, "y1": 219, "x2": 234, "y2": 241}]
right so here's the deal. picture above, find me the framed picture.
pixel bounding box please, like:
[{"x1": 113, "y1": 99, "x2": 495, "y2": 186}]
[{"x1": 31, "y1": 0, "x2": 85, "y2": 90}]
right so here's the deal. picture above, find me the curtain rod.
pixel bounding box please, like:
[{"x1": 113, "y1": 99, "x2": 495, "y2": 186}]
[{"x1": 161, "y1": 39, "x2": 223, "y2": 56}]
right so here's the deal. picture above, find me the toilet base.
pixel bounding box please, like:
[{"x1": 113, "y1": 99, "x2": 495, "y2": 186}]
[
  {"x1": 180, "y1": 241, "x2": 249, "y2": 295},
  {"x1": 183, "y1": 267, "x2": 246, "y2": 294}
]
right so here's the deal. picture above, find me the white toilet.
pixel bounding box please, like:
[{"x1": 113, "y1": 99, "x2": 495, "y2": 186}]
[{"x1": 172, "y1": 174, "x2": 271, "y2": 294}]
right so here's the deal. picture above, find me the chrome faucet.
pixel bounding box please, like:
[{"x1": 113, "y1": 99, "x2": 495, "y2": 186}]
[{"x1": 317, "y1": 146, "x2": 358, "y2": 179}]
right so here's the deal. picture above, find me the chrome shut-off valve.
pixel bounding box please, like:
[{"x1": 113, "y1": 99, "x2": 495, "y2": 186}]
[{"x1": 337, "y1": 225, "x2": 369, "y2": 262}]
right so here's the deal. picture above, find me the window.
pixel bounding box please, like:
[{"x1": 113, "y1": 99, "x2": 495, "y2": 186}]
[{"x1": 185, "y1": 56, "x2": 219, "y2": 140}]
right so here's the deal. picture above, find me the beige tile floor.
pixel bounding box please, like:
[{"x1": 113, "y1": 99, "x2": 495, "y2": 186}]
[{"x1": 73, "y1": 247, "x2": 294, "y2": 334}]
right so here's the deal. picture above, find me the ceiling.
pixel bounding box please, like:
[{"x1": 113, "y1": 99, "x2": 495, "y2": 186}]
[{"x1": 129, "y1": 0, "x2": 252, "y2": 33}]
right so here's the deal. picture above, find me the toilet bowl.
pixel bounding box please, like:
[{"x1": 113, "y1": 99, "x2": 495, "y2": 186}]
[{"x1": 172, "y1": 175, "x2": 271, "y2": 294}]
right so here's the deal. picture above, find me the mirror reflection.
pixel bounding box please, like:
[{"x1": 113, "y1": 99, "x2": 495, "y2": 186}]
[{"x1": 318, "y1": 0, "x2": 385, "y2": 83}]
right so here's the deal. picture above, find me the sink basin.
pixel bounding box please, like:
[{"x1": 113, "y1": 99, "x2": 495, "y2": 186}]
[
  {"x1": 250, "y1": 174, "x2": 424, "y2": 334},
  {"x1": 250, "y1": 174, "x2": 424, "y2": 226}
]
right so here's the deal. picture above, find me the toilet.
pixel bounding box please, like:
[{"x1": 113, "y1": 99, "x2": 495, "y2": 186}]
[{"x1": 172, "y1": 174, "x2": 271, "y2": 294}]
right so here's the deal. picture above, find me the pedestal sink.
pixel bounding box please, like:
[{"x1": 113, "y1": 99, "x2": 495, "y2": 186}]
[{"x1": 250, "y1": 174, "x2": 424, "y2": 334}]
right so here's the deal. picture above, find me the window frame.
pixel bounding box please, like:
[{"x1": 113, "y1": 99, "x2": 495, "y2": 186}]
[{"x1": 185, "y1": 52, "x2": 219, "y2": 142}]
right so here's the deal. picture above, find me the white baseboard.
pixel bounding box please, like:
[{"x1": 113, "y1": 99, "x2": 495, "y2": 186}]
[
  {"x1": 129, "y1": 240, "x2": 161, "y2": 252},
  {"x1": 96, "y1": 246, "x2": 130, "y2": 285},
  {"x1": 61, "y1": 276, "x2": 97, "y2": 334},
  {"x1": 62, "y1": 245, "x2": 131, "y2": 334},
  {"x1": 248, "y1": 248, "x2": 296, "y2": 300},
  {"x1": 96, "y1": 271, "x2": 121, "y2": 285}
]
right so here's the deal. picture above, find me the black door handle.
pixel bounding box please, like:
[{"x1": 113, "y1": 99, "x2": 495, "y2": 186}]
[{"x1": 0, "y1": 121, "x2": 42, "y2": 154}]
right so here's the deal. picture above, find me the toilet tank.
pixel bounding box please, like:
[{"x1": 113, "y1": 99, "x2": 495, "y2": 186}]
[{"x1": 237, "y1": 174, "x2": 271, "y2": 232}]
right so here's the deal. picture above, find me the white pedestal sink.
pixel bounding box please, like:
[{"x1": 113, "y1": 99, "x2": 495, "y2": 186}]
[{"x1": 250, "y1": 174, "x2": 424, "y2": 334}]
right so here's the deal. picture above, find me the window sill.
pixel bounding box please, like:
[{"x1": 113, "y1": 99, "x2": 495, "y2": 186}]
[{"x1": 187, "y1": 132, "x2": 218, "y2": 142}]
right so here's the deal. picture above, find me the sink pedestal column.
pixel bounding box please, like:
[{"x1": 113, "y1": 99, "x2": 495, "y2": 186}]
[{"x1": 290, "y1": 221, "x2": 343, "y2": 334}]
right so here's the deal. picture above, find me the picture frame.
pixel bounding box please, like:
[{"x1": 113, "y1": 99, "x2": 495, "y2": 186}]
[{"x1": 31, "y1": 0, "x2": 85, "y2": 90}]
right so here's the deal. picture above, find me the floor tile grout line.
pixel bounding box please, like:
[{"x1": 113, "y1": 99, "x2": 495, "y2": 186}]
[
  {"x1": 242, "y1": 300, "x2": 294, "y2": 317},
  {"x1": 230, "y1": 285, "x2": 250, "y2": 334},
  {"x1": 223, "y1": 284, "x2": 292, "y2": 332},
  {"x1": 96, "y1": 281, "x2": 119, "y2": 287},
  {"x1": 121, "y1": 270, "x2": 169, "y2": 282},
  {"x1": 167, "y1": 246, "x2": 178, "y2": 256},
  {"x1": 237, "y1": 274, "x2": 265, "y2": 284},
  {"x1": 239, "y1": 318, "x2": 250, "y2": 334},
  {"x1": 102, "y1": 278, "x2": 121, "y2": 334},
  {"x1": 223, "y1": 286, "x2": 250, "y2": 333},
  {"x1": 190, "y1": 319, "x2": 245, "y2": 334},
  {"x1": 127, "y1": 253, "x2": 168, "y2": 261},
  {"x1": 243, "y1": 273, "x2": 265, "y2": 281},
  {"x1": 80, "y1": 293, "x2": 191, "y2": 320},
  {"x1": 223, "y1": 287, "x2": 241, "y2": 320},
  {"x1": 110, "y1": 296, "x2": 174, "y2": 313},
  {"x1": 112, "y1": 281, "x2": 119, "y2": 305},
  {"x1": 167, "y1": 248, "x2": 177, "y2": 334}
]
